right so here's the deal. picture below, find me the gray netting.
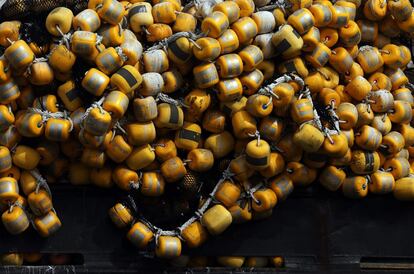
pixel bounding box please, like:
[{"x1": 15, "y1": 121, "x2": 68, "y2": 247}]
[{"x1": 0, "y1": 0, "x2": 87, "y2": 21}]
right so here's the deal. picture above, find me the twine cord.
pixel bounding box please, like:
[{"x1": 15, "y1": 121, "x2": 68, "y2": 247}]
[
  {"x1": 145, "y1": 32, "x2": 205, "y2": 53},
  {"x1": 295, "y1": 74, "x2": 336, "y2": 143},
  {"x1": 26, "y1": 57, "x2": 49, "y2": 75},
  {"x1": 28, "y1": 108, "x2": 73, "y2": 128},
  {"x1": 257, "y1": 0, "x2": 288, "y2": 13},
  {"x1": 111, "y1": 121, "x2": 127, "y2": 141},
  {"x1": 245, "y1": 183, "x2": 264, "y2": 205},
  {"x1": 248, "y1": 130, "x2": 261, "y2": 146},
  {"x1": 119, "y1": 167, "x2": 235, "y2": 243},
  {"x1": 156, "y1": 93, "x2": 188, "y2": 108},
  {"x1": 81, "y1": 96, "x2": 106, "y2": 123},
  {"x1": 55, "y1": 25, "x2": 72, "y2": 49},
  {"x1": 115, "y1": 46, "x2": 128, "y2": 62},
  {"x1": 270, "y1": 143, "x2": 284, "y2": 153},
  {"x1": 177, "y1": 167, "x2": 234, "y2": 235},
  {"x1": 30, "y1": 169, "x2": 52, "y2": 199},
  {"x1": 406, "y1": 82, "x2": 414, "y2": 91},
  {"x1": 326, "y1": 101, "x2": 341, "y2": 133},
  {"x1": 359, "y1": 45, "x2": 373, "y2": 53}
]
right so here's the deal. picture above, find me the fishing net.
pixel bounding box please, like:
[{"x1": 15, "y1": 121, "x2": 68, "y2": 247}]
[{"x1": 0, "y1": 0, "x2": 87, "y2": 21}]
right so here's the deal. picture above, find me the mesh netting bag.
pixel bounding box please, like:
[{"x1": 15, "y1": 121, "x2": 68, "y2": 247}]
[{"x1": 0, "y1": 0, "x2": 87, "y2": 21}]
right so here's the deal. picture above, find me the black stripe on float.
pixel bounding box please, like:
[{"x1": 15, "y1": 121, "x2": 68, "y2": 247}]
[
  {"x1": 169, "y1": 104, "x2": 179, "y2": 124},
  {"x1": 128, "y1": 5, "x2": 147, "y2": 19},
  {"x1": 323, "y1": 9, "x2": 332, "y2": 23},
  {"x1": 116, "y1": 67, "x2": 137, "y2": 87},
  {"x1": 336, "y1": 16, "x2": 347, "y2": 27},
  {"x1": 246, "y1": 154, "x2": 268, "y2": 166},
  {"x1": 66, "y1": 88, "x2": 81, "y2": 101},
  {"x1": 169, "y1": 40, "x2": 190, "y2": 61},
  {"x1": 179, "y1": 129, "x2": 201, "y2": 142},
  {"x1": 292, "y1": 29, "x2": 301, "y2": 39},
  {"x1": 364, "y1": 152, "x2": 374, "y2": 172},
  {"x1": 317, "y1": 50, "x2": 330, "y2": 66},
  {"x1": 274, "y1": 39, "x2": 291, "y2": 54}
]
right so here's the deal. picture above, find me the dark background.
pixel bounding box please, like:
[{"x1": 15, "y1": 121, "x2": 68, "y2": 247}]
[{"x1": 2, "y1": 184, "x2": 414, "y2": 273}]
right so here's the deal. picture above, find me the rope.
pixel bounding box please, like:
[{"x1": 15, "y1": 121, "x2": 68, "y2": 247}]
[
  {"x1": 193, "y1": 0, "x2": 221, "y2": 19},
  {"x1": 115, "y1": 46, "x2": 128, "y2": 62},
  {"x1": 257, "y1": 3, "x2": 283, "y2": 12},
  {"x1": 28, "y1": 211, "x2": 38, "y2": 231},
  {"x1": 182, "y1": 0, "x2": 195, "y2": 11},
  {"x1": 55, "y1": 25, "x2": 65, "y2": 37},
  {"x1": 9, "y1": 199, "x2": 38, "y2": 231},
  {"x1": 7, "y1": 197, "x2": 38, "y2": 232},
  {"x1": 31, "y1": 57, "x2": 49, "y2": 63},
  {"x1": 266, "y1": 0, "x2": 289, "y2": 10},
  {"x1": 289, "y1": 73, "x2": 305, "y2": 89},
  {"x1": 117, "y1": 166, "x2": 235, "y2": 245},
  {"x1": 258, "y1": 73, "x2": 304, "y2": 100},
  {"x1": 27, "y1": 108, "x2": 72, "y2": 125},
  {"x1": 158, "y1": 230, "x2": 178, "y2": 236},
  {"x1": 156, "y1": 93, "x2": 188, "y2": 107},
  {"x1": 296, "y1": 76, "x2": 336, "y2": 143},
  {"x1": 244, "y1": 183, "x2": 263, "y2": 205},
  {"x1": 326, "y1": 101, "x2": 341, "y2": 133},
  {"x1": 361, "y1": 98, "x2": 373, "y2": 114},
  {"x1": 257, "y1": 84, "x2": 280, "y2": 99},
  {"x1": 248, "y1": 130, "x2": 261, "y2": 146},
  {"x1": 63, "y1": 110, "x2": 74, "y2": 132},
  {"x1": 125, "y1": 195, "x2": 139, "y2": 216},
  {"x1": 30, "y1": 169, "x2": 52, "y2": 199},
  {"x1": 178, "y1": 216, "x2": 198, "y2": 236},
  {"x1": 95, "y1": 35, "x2": 103, "y2": 51},
  {"x1": 382, "y1": 113, "x2": 387, "y2": 122},
  {"x1": 264, "y1": 95, "x2": 273, "y2": 108},
  {"x1": 270, "y1": 143, "x2": 284, "y2": 153},
  {"x1": 129, "y1": 172, "x2": 142, "y2": 191},
  {"x1": 26, "y1": 57, "x2": 49, "y2": 75},
  {"x1": 141, "y1": 26, "x2": 151, "y2": 35},
  {"x1": 257, "y1": 74, "x2": 292, "y2": 98},
  {"x1": 129, "y1": 180, "x2": 140, "y2": 191},
  {"x1": 140, "y1": 216, "x2": 179, "y2": 245},
  {"x1": 145, "y1": 31, "x2": 204, "y2": 53},
  {"x1": 5, "y1": 38, "x2": 14, "y2": 46},
  {"x1": 199, "y1": 168, "x2": 234, "y2": 215},
  {"x1": 55, "y1": 25, "x2": 72, "y2": 49},
  {"x1": 139, "y1": 217, "x2": 157, "y2": 233},
  {"x1": 8, "y1": 199, "x2": 25, "y2": 213},
  {"x1": 365, "y1": 175, "x2": 372, "y2": 185},
  {"x1": 81, "y1": 96, "x2": 106, "y2": 123},
  {"x1": 178, "y1": 166, "x2": 234, "y2": 234},
  {"x1": 358, "y1": 45, "x2": 373, "y2": 53},
  {"x1": 74, "y1": 33, "x2": 101, "y2": 47},
  {"x1": 47, "y1": 34, "x2": 70, "y2": 59},
  {"x1": 111, "y1": 121, "x2": 128, "y2": 141},
  {"x1": 152, "y1": 143, "x2": 166, "y2": 147},
  {"x1": 406, "y1": 82, "x2": 414, "y2": 91}
]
